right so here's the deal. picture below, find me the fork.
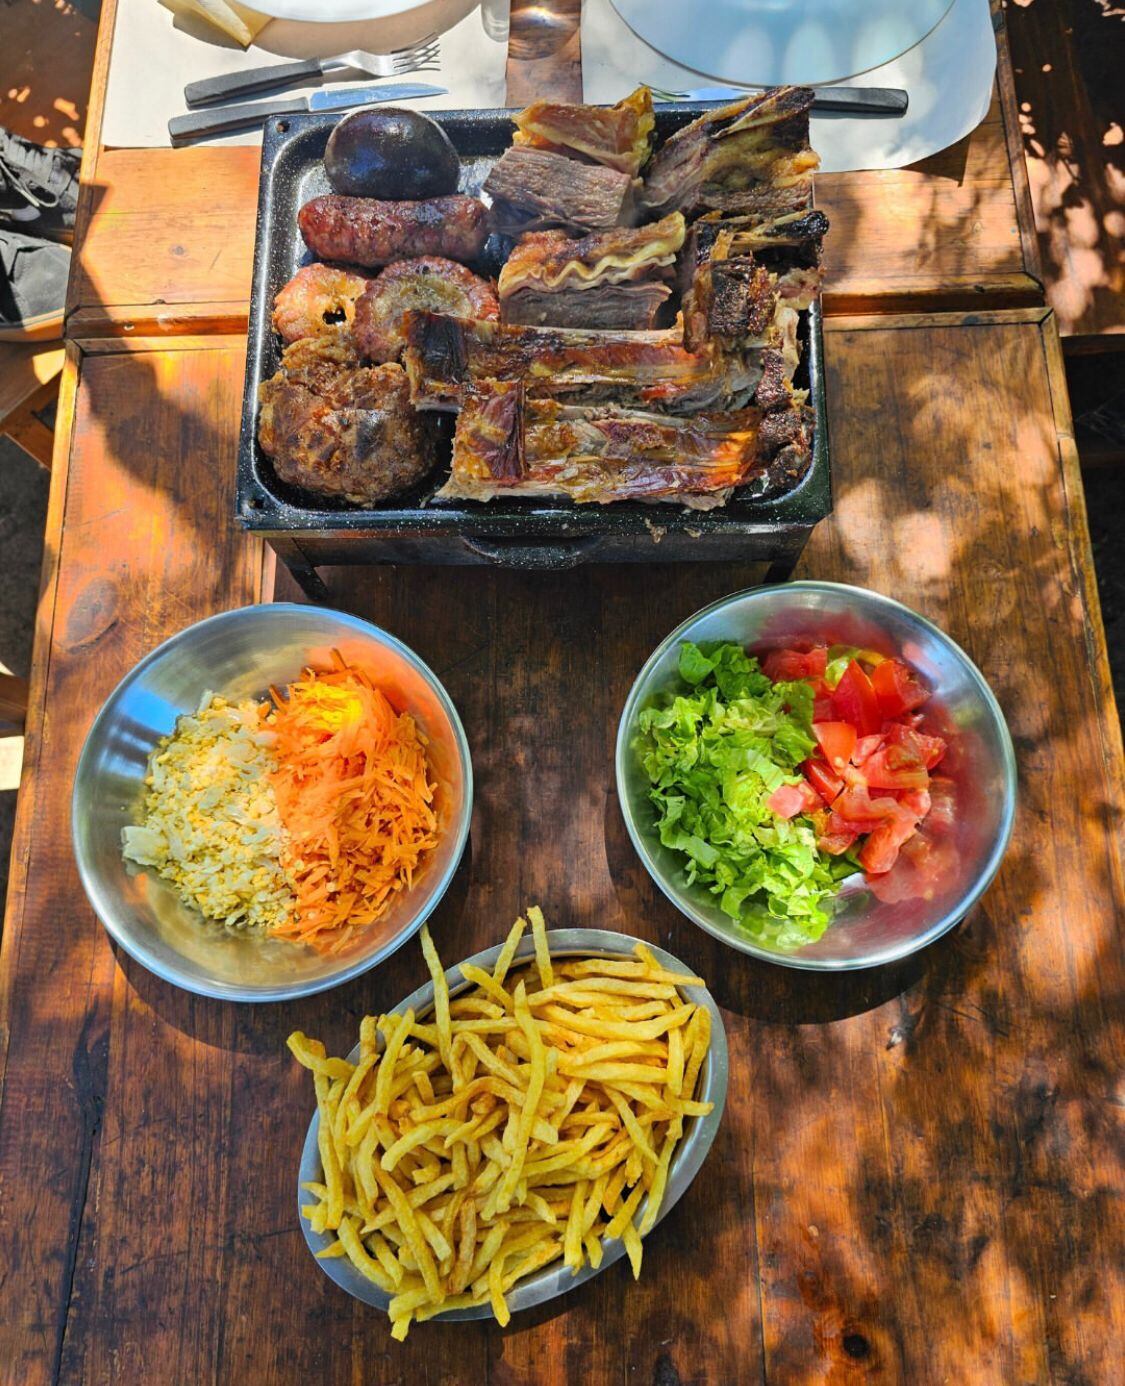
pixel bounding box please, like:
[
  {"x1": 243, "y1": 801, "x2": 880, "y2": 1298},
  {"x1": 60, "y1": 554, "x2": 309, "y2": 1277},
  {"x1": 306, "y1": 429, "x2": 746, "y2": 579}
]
[{"x1": 184, "y1": 36, "x2": 442, "y2": 108}]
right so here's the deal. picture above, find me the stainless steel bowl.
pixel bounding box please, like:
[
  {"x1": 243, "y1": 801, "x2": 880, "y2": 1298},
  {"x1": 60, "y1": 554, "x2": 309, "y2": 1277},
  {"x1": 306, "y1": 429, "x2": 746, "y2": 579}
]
[
  {"x1": 72, "y1": 603, "x2": 472, "y2": 1001},
  {"x1": 298, "y1": 928, "x2": 729, "y2": 1317},
  {"x1": 616, "y1": 581, "x2": 1017, "y2": 970}
]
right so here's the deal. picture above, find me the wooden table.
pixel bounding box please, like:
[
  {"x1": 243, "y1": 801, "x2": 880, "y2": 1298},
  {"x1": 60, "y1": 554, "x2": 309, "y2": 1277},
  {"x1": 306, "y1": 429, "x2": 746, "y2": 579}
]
[{"x1": 3, "y1": 3, "x2": 1123, "y2": 1382}]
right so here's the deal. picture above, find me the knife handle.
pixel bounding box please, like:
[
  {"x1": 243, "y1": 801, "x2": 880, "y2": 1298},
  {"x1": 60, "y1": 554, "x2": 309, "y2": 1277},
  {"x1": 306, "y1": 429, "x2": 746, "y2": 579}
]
[
  {"x1": 185, "y1": 59, "x2": 326, "y2": 108},
  {"x1": 169, "y1": 96, "x2": 307, "y2": 145},
  {"x1": 810, "y1": 85, "x2": 908, "y2": 115}
]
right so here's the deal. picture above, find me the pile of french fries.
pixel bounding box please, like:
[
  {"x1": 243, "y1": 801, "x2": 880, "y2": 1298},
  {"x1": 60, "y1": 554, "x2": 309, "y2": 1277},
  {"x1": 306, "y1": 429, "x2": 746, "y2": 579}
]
[{"x1": 289, "y1": 908, "x2": 713, "y2": 1338}]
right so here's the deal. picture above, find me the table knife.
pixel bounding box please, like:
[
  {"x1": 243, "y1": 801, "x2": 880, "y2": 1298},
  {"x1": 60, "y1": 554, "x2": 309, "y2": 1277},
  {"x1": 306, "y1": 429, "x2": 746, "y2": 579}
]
[
  {"x1": 670, "y1": 85, "x2": 908, "y2": 116},
  {"x1": 168, "y1": 83, "x2": 449, "y2": 145}
]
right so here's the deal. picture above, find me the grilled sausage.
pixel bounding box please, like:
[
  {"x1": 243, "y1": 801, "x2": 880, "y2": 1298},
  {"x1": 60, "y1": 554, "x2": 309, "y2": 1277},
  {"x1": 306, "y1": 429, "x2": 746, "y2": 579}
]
[{"x1": 298, "y1": 194, "x2": 489, "y2": 268}]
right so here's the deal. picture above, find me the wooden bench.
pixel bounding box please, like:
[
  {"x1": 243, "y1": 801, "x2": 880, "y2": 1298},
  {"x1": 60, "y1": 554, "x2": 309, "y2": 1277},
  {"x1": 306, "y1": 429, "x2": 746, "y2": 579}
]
[{"x1": 0, "y1": 342, "x2": 62, "y2": 469}]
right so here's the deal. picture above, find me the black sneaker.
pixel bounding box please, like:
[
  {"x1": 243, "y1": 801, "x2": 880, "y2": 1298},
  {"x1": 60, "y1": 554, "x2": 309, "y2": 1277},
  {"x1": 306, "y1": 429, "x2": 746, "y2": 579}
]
[
  {"x1": 0, "y1": 229, "x2": 71, "y2": 340},
  {"x1": 0, "y1": 128, "x2": 80, "y2": 239}
]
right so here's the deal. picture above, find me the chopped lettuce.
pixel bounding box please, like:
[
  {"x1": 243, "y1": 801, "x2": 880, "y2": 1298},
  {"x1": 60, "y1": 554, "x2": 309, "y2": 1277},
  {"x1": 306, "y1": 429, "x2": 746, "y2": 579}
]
[{"x1": 635, "y1": 641, "x2": 851, "y2": 949}]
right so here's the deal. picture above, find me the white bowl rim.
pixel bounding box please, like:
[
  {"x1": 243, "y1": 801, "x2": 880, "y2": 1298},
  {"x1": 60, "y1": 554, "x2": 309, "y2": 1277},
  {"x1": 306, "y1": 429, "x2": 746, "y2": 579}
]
[
  {"x1": 297, "y1": 926, "x2": 729, "y2": 1319},
  {"x1": 614, "y1": 580, "x2": 1018, "y2": 971},
  {"x1": 71, "y1": 602, "x2": 474, "y2": 1002}
]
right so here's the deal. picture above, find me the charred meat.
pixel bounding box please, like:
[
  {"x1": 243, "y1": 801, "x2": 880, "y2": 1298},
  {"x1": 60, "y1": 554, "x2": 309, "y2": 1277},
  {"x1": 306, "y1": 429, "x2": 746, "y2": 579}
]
[
  {"x1": 439, "y1": 379, "x2": 813, "y2": 505},
  {"x1": 271, "y1": 262, "x2": 371, "y2": 344},
  {"x1": 257, "y1": 335, "x2": 430, "y2": 505},
  {"x1": 353, "y1": 257, "x2": 499, "y2": 363},
  {"x1": 512, "y1": 86, "x2": 655, "y2": 177},
  {"x1": 402, "y1": 311, "x2": 759, "y2": 414},
  {"x1": 642, "y1": 87, "x2": 818, "y2": 220},
  {"x1": 497, "y1": 213, "x2": 684, "y2": 330},
  {"x1": 483, "y1": 148, "x2": 636, "y2": 236},
  {"x1": 298, "y1": 194, "x2": 489, "y2": 268}
]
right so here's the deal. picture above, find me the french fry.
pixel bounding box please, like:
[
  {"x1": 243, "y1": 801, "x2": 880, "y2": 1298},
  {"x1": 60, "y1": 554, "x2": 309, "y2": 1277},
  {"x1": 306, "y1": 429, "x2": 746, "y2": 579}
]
[
  {"x1": 528, "y1": 905, "x2": 554, "y2": 989},
  {"x1": 288, "y1": 910, "x2": 713, "y2": 1338},
  {"x1": 493, "y1": 914, "x2": 527, "y2": 983}
]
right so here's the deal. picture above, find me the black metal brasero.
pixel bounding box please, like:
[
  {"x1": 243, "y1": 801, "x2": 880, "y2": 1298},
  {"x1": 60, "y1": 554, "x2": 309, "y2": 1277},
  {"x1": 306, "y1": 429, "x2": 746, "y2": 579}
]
[{"x1": 236, "y1": 107, "x2": 832, "y2": 594}]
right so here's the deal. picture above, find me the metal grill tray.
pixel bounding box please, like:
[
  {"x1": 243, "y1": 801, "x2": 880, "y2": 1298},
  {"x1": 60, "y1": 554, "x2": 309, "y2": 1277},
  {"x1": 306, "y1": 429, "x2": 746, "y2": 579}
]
[{"x1": 236, "y1": 106, "x2": 831, "y2": 572}]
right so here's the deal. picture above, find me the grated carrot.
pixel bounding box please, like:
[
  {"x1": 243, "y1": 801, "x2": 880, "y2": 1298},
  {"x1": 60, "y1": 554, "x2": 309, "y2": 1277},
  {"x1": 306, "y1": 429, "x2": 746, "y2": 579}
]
[{"x1": 267, "y1": 652, "x2": 439, "y2": 953}]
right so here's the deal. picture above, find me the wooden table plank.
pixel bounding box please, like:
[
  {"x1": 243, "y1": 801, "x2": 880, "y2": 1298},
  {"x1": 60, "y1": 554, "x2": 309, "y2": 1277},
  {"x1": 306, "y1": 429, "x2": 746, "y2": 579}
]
[
  {"x1": 0, "y1": 339, "x2": 266, "y2": 1384},
  {"x1": 66, "y1": 10, "x2": 1042, "y2": 338},
  {"x1": 2, "y1": 313, "x2": 1120, "y2": 1384},
  {"x1": 67, "y1": 92, "x2": 1044, "y2": 341}
]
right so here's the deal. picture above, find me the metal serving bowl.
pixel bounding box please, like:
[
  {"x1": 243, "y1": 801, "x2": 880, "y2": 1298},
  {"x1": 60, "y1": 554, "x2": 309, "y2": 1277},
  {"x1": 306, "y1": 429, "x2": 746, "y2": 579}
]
[
  {"x1": 616, "y1": 581, "x2": 1017, "y2": 970},
  {"x1": 72, "y1": 603, "x2": 472, "y2": 1002},
  {"x1": 299, "y1": 928, "x2": 729, "y2": 1318}
]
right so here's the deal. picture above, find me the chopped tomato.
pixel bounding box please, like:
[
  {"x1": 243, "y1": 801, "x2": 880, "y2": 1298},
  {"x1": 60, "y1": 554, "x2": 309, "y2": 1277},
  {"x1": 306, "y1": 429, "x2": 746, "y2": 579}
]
[
  {"x1": 832, "y1": 660, "x2": 882, "y2": 736},
  {"x1": 871, "y1": 658, "x2": 930, "y2": 717},
  {"x1": 861, "y1": 748, "x2": 930, "y2": 791},
  {"x1": 851, "y1": 733, "x2": 885, "y2": 766},
  {"x1": 869, "y1": 831, "x2": 958, "y2": 902},
  {"x1": 833, "y1": 783, "x2": 903, "y2": 825},
  {"x1": 804, "y1": 758, "x2": 844, "y2": 804},
  {"x1": 762, "y1": 646, "x2": 828, "y2": 682},
  {"x1": 808, "y1": 678, "x2": 836, "y2": 721},
  {"x1": 767, "y1": 781, "x2": 821, "y2": 819},
  {"x1": 897, "y1": 787, "x2": 932, "y2": 819},
  {"x1": 883, "y1": 721, "x2": 947, "y2": 769},
  {"x1": 926, "y1": 776, "x2": 957, "y2": 828},
  {"x1": 818, "y1": 825, "x2": 858, "y2": 855},
  {"x1": 857, "y1": 806, "x2": 920, "y2": 874},
  {"x1": 813, "y1": 720, "x2": 857, "y2": 772}
]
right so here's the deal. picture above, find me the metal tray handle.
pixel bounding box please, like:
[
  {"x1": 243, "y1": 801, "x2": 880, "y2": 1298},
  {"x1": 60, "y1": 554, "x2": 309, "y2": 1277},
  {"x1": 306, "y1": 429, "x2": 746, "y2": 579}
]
[{"x1": 462, "y1": 537, "x2": 600, "y2": 570}]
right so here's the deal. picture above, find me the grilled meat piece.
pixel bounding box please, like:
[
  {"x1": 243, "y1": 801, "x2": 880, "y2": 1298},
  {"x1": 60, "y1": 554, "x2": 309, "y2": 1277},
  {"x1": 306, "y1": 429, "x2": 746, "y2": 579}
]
[
  {"x1": 498, "y1": 214, "x2": 683, "y2": 329},
  {"x1": 440, "y1": 379, "x2": 813, "y2": 506},
  {"x1": 353, "y1": 257, "x2": 498, "y2": 363},
  {"x1": 501, "y1": 282, "x2": 672, "y2": 330},
  {"x1": 512, "y1": 86, "x2": 655, "y2": 176},
  {"x1": 483, "y1": 148, "x2": 636, "y2": 235},
  {"x1": 402, "y1": 311, "x2": 759, "y2": 414},
  {"x1": 272, "y1": 262, "x2": 371, "y2": 344},
  {"x1": 257, "y1": 335, "x2": 430, "y2": 505},
  {"x1": 298, "y1": 194, "x2": 489, "y2": 268},
  {"x1": 642, "y1": 87, "x2": 818, "y2": 220}
]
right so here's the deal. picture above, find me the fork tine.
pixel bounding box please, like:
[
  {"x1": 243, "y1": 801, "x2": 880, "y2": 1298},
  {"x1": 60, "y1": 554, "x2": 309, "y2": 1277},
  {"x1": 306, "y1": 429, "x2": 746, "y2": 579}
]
[
  {"x1": 392, "y1": 55, "x2": 441, "y2": 75},
  {"x1": 392, "y1": 32, "x2": 439, "y2": 58},
  {"x1": 393, "y1": 45, "x2": 440, "y2": 69}
]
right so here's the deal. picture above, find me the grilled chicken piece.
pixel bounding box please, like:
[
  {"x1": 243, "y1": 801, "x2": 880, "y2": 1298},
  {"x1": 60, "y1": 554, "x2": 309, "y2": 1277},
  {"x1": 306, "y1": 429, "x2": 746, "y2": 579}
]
[
  {"x1": 353, "y1": 257, "x2": 498, "y2": 363},
  {"x1": 439, "y1": 379, "x2": 814, "y2": 506},
  {"x1": 642, "y1": 87, "x2": 819, "y2": 220},
  {"x1": 257, "y1": 335, "x2": 430, "y2": 505},
  {"x1": 483, "y1": 148, "x2": 636, "y2": 235},
  {"x1": 272, "y1": 262, "x2": 371, "y2": 344},
  {"x1": 298, "y1": 194, "x2": 489, "y2": 268},
  {"x1": 512, "y1": 86, "x2": 655, "y2": 176},
  {"x1": 402, "y1": 311, "x2": 759, "y2": 414},
  {"x1": 497, "y1": 214, "x2": 683, "y2": 330}
]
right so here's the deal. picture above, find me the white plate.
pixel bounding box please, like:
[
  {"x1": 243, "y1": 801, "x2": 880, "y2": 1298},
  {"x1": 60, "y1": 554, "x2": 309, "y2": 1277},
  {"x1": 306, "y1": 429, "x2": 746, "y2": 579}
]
[
  {"x1": 249, "y1": 0, "x2": 434, "y2": 22},
  {"x1": 609, "y1": 0, "x2": 956, "y2": 87}
]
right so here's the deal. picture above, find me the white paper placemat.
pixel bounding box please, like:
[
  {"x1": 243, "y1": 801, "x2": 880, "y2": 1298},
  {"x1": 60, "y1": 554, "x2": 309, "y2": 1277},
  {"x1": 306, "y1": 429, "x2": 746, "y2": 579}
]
[
  {"x1": 582, "y1": 0, "x2": 996, "y2": 173},
  {"x1": 102, "y1": 0, "x2": 511, "y2": 147}
]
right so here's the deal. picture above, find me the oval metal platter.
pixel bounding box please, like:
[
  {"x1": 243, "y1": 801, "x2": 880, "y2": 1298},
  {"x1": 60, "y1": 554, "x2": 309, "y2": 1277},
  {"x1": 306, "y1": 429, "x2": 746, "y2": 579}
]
[{"x1": 298, "y1": 927, "x2": 729, "y2": 1321}]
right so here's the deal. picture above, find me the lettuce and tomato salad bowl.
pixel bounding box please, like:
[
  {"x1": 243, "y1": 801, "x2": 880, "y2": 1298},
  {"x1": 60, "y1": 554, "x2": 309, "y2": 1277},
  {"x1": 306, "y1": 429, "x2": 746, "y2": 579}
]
[{"x1": 615, "y1": 583, "x2": 1016, "y2": 970}]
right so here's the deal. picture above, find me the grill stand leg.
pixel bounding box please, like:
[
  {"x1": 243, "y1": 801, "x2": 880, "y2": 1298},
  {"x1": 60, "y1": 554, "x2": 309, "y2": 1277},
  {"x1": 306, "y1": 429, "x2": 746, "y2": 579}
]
[
  {"x1": 270, "y1": 538, "x2": 329, "y2": 603},
  {"x1": 761, "y1": 531, "x2": 808, "y2": 586}
]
